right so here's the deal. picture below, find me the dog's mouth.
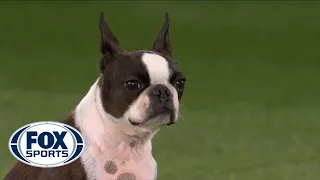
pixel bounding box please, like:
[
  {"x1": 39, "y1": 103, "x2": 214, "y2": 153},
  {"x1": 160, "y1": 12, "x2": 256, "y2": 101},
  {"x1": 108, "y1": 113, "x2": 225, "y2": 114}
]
[
  {"x1": 129, "y1": 109, "x2": 176, "y2": 126},
  {"x1": 128, "y1": 119, "x2": 142, "y2": 126}
]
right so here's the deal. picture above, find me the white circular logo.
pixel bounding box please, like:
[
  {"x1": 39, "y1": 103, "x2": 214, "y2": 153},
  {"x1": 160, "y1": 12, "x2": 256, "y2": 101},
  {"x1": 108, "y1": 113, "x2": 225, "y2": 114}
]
[{"x1": 8, "y1": 121, "x2": 85, "y2": 168}]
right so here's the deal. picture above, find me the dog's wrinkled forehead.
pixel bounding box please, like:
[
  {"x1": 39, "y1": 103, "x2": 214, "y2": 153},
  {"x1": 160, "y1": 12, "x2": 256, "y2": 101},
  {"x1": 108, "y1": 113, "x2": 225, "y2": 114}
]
[
  {"x1": 108, "y1": 50, "x2": 177, "y2": 84},
  {"x1": 141, "y1": 51, "x2": 171, "y2": 84}
]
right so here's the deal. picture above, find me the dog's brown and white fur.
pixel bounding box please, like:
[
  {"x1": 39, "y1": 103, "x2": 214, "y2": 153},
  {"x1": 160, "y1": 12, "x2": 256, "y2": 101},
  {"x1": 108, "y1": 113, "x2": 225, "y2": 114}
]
[{"x1": 5, "y1": 12, "x2": 186, "y2": 180}]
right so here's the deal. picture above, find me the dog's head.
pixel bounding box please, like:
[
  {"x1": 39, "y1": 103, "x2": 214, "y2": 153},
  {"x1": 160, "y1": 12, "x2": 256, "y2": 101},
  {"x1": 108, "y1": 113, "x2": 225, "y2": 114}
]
[{"x1": 97, "y1": 12, "x2": 186, "y2": 129}]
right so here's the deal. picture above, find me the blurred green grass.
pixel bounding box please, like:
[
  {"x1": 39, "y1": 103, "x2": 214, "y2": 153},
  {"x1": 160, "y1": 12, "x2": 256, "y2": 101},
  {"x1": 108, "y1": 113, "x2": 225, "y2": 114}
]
[{"x1": 1, "y1": 1, "x2": 320, "y2": 179}]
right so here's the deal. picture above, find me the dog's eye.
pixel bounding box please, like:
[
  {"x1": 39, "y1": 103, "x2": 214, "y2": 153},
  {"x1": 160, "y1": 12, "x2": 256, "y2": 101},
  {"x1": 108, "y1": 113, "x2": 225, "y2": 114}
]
[
  {"x1": 175, "y1": 78, "x2": 186, "y2": 90},
  {"x1": 124, "y1": 80, "x2": 141, "y2": 90}
]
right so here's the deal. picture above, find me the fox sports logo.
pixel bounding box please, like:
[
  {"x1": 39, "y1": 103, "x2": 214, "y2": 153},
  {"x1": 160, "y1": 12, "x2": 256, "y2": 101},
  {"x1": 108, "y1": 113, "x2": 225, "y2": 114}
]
[{"x1": 8, "y1": 121, "x2": 85, "y2": 168}]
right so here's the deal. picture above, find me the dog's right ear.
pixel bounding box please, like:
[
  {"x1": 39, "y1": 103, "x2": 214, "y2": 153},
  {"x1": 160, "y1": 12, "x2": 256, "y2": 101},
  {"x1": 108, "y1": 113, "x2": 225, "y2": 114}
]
[{"x1": 99, "y1": 12, "x2": 120, "y2": 72}]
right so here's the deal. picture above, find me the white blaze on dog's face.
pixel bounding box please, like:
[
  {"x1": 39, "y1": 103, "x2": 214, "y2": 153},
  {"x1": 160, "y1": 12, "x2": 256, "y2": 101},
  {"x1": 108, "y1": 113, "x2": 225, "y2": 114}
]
[{"x1": 97, "y1": 12, "x2": 186, "y2": 128}]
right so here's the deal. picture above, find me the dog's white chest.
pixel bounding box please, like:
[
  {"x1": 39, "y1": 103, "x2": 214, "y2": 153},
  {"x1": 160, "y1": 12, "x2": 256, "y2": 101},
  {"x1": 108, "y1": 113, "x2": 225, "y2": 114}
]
[{"x1": 81, "y1": 142, "x2": 157, "y2": 180}]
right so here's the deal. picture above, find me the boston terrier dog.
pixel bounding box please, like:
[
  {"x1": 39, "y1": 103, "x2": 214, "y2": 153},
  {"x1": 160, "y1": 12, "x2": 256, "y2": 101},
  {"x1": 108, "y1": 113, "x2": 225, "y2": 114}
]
[{"x1": 5, "y1": 12, "x2": 186, "y2": 180}]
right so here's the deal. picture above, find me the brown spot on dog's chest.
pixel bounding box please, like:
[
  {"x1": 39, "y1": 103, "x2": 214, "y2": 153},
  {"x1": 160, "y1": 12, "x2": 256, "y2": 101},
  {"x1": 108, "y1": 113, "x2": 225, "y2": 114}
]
[
  {"x1": 129, "y1": 141, "x2": 136, "y2": 148},
  {"x1": 104, "y1": 160, "x2": 118, "y2": 174},
  {"x1": 117, "y1": 172, "x2": 136, "y2": 180}
]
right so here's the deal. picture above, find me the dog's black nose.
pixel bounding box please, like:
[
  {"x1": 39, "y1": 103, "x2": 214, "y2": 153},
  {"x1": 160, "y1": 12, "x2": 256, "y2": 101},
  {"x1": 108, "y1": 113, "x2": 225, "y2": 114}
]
[{"x1": 150, "y1": 84, "x2": 171, "y2": 102}]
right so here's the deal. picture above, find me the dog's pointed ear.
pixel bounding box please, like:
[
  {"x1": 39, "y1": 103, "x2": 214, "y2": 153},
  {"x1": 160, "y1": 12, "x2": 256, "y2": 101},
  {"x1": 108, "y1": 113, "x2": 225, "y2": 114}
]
[
  {"x1": 99, "y1": 12, "x2": 120, "y2": 72},
  {"x1": 152, "y1": 12, "x2": 172, "y2": 58}
]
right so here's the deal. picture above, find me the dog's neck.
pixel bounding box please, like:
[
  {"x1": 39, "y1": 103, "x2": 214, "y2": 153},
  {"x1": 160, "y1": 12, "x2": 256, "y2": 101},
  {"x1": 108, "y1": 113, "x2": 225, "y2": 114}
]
[{"x1": 74, "y1": 76, "x2": 159, "y2": 152}]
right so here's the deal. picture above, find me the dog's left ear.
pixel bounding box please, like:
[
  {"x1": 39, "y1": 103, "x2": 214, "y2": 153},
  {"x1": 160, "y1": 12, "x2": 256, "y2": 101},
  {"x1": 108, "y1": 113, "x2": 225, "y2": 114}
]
[
  {"x1": 152, "y1": 12, "x2": 172, "y2": 58},
  {"x1": 99, "y1": 12, "x2": 121, "y2": 72}
]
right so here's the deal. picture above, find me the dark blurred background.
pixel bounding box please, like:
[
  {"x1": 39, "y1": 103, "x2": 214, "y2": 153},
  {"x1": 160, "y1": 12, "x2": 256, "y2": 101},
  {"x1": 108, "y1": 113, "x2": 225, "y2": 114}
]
[{"x1": 1, "y1": 1, "x2": 320, "y2": 179}]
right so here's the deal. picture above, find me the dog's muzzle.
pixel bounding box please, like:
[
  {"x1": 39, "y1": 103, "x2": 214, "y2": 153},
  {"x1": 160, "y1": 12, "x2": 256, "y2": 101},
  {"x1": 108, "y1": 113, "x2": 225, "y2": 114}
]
[
  {"x1": 148, "y1": 84, "x2": 175, "y2": 125},
  {"x1": 128, "y1": 84, "x2": 177, "y2": 126},
  {"x1": 128, "y1": 84, "x2": 176, "y2": 126}
]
